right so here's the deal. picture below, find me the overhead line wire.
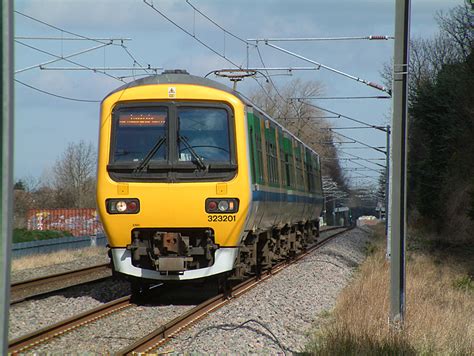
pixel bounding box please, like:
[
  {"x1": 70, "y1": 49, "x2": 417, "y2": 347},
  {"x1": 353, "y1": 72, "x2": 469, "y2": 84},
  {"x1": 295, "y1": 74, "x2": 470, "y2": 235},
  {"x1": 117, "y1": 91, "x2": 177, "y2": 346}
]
[
  {"x1": 15, "y1": 40, "x2": 125, "y2": 83},
  {"x1": 344, "y1": 158, "x2": 384, "y2": 173},
  {"x1": 15, "y1": 79, "x2": 100, "y2": 103},
  {"x1": 185, "y1": 0, "x2": 250, "y2": 45},
  {"x1": 143, "y1": 0, "x2": 241, "y2": 68},
  {"x1": 149, "y1": 0, "x2": 318, "y2": 137},
  {"x1": 265, "y1": 42, "x2": 391, "y2": 94},
  {"x1": 15, "y1": 42, "x2": 112, "y2": 74},
  {"x1": 120, "y1": 44, "x2": 152, "y2": 74},
  {"x1": 248, "y1": 35, "x2": 394, "y2": 42},
  {"x1": 15, "y1": 10, "x2": 151, "y2": 74},
  {"x1": 300, "y1": 101, "x2": 386, "y2": 132},
  {"x1": 330, "y1": 129, "x2": 386, "y2": 154},
  {"x1": 14, "y1": 10, "x2": 117, "y2": 46},
  {"x1": 182, "y1": 0, "x2": 297, "y2": 122},
  {"x1": 338, "y1": 150, "x2": 386, "y2": 168},
  {"x1": 255, "y1": 45, "x2": 321, "y2": 138}
]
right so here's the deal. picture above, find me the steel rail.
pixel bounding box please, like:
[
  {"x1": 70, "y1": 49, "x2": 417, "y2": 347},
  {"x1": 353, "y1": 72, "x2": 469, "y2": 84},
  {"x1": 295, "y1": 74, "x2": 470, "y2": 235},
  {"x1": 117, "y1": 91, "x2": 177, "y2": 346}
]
[
  {"x1": 8, "y1": 295, "x2": 132, "y2": 354},
  {"x1": 10, "y1": 263, "x2": 111, "y2": 304},
  {"x1": 118, "y1": 226, "x2": 353, "y2": 355}
]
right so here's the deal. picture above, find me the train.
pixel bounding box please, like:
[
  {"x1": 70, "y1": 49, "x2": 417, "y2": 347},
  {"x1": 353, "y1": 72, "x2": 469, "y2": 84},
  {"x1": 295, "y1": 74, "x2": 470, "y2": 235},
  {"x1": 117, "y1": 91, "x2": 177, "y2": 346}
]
[{"x1": 96, "y1": 70, "x2": 324, "y2": 294}]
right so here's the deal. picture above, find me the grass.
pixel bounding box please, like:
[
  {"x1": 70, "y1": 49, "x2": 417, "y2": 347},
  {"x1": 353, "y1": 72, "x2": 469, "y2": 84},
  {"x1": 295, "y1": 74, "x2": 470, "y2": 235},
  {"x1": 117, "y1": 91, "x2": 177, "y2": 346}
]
[
  {"x1": 305, "y1": 224, "x2": 474, "y2": 355},
  {"x1": 13, "y1": 228, "x2": 72, "y2": 243},
  {"x1": 11, "y1": 246, "x2": 108, "y2": 271}
]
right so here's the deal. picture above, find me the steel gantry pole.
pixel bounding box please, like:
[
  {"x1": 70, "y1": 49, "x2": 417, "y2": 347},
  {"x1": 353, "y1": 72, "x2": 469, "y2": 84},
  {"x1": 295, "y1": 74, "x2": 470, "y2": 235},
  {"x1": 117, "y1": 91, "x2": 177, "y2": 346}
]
[
  {"x1": 386, "y1": 125, "x2": 391, "y2": 258},
  {"x1": 1, "y1": 0, "x2": 14, "y2": 352},
  {"x1": 390, "y1": 0, "x2": 410, "y2": 326}
]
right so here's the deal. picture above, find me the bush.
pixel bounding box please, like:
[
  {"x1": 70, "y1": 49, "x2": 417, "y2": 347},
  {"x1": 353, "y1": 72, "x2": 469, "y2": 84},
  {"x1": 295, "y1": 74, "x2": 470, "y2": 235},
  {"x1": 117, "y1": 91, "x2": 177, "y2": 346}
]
[{"x1": 13, "y1": 229, "x2": 73, "y2": 243}]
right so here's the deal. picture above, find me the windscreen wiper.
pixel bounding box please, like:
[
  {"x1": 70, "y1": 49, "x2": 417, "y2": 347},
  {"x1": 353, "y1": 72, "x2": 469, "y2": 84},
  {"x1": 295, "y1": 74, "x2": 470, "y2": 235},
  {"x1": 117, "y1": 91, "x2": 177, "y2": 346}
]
[
  {"x1": 133, "y1": 136, "x2": 166, "y2": 174},
  {"x1": 179, "y1": 135, "x2": 207, "y2": 171}
]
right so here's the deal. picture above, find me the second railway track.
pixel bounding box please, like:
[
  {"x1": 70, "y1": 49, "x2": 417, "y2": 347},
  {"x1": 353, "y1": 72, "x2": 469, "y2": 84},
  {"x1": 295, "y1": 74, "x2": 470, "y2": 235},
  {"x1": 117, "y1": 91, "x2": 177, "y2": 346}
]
[
  {"x1": 9, "y1": 295, "x2": 133, "y2": 354},
  {"x1": 10, "y1": 263, "x2": 112, "y2": 304}
]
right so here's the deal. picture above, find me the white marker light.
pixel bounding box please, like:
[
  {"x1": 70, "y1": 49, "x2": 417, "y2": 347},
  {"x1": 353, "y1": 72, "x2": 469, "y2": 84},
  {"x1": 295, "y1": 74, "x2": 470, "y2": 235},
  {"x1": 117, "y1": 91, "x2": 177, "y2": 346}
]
[
  {"x1": 218, "y1": 200, "x2": 229, "y2": 212},
  {"x1": 116, "y1": 201, "x2": 127, "y2": 212}
]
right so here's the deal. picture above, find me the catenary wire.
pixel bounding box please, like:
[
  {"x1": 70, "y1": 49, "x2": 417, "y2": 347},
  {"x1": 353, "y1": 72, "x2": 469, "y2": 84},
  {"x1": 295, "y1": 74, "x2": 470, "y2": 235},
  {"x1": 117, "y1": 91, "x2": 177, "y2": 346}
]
[
  {"x1": 142, "y1": 0, "x2": 242, "y2": 68},
  {"x1": 185, "y1": 0, "x2": 251, "y2": 45},
  {"x1": 15, "y1": 10, "x2": 151, "y2": 73},
  {"x1": 301, "y1": 101, "x2": 386, "y2": 132},
  {"x1": 15, "y1": 79, "x2": 100, "y2": 103},
  {"x1": 14, "y1": 10, "x2": 117, "y2": 46},
  {"x1": 15, "y1": 40, "x2": 125, "y2": 83}
]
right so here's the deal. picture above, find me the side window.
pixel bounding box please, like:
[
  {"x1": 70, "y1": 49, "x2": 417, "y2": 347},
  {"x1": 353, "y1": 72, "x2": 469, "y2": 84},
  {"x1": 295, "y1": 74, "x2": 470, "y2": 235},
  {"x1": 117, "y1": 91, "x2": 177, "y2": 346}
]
[
  {"x1": 285, "y1": 153, "x2": 292, "y2": 188},
  {"x1": 266, "y1": 140, "x2": 278, "y2": 185},
  {"x1": 294, "y1": 145, "x2": 304, "y2": 190},
  {"x1": 254, "y1": 118, "x2": 264, "y2": 184},
  {"x1": 279, "y1": 134, "x2": 286, "y2": 187},
  {"x1": 249, "y1": 126, "x2": 256, "y2": 183}
]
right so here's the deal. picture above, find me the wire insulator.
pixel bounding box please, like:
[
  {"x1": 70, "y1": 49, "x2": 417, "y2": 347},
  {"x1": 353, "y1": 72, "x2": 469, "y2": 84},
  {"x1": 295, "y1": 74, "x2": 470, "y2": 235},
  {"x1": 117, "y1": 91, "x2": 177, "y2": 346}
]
[{"x1": 369, "y1": 35, "x2": 389, "y2": 40}]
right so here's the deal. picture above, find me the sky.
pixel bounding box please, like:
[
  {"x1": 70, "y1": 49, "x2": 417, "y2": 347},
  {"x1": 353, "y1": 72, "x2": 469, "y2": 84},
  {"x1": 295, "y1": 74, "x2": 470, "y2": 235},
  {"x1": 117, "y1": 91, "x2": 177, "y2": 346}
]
[{"x1": 13, "y1": 0, "x2": 457, "y2": 188}]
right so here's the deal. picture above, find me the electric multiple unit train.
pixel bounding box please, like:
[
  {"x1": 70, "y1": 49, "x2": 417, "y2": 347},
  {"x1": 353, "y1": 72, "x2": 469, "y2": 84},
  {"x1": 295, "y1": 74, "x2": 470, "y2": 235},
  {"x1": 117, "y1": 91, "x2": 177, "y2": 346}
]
[{"x1": 97, "y1": 70, "x2": 324, "y2": 292}]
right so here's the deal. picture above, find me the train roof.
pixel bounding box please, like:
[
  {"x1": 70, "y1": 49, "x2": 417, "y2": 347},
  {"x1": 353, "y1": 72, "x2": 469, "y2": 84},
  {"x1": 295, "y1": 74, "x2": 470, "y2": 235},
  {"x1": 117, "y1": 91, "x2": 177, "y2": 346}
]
[
  {"x1": 104, "y1": 70, "x2": 320, "y2": 159},
  {"x1": 104, "y1": 69, "x2": 241, "y2": 100}
]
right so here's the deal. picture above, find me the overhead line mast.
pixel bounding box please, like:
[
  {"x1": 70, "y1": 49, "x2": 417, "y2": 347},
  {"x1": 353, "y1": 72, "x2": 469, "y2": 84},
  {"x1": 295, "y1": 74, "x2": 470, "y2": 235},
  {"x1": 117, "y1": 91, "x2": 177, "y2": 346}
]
[
  {"x1": 390, "y1": 0, "x2": 410, "y2": 327},
  {"x1": 1, "y1": 0, "x2": 14, "y2": 353}
]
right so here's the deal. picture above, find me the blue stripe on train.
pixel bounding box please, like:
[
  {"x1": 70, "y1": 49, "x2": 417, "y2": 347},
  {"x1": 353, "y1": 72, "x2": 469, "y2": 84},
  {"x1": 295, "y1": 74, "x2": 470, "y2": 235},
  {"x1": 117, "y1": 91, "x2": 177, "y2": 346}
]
[{"x1": 252, "y1": 190, "x2": 323, "y2": 205}]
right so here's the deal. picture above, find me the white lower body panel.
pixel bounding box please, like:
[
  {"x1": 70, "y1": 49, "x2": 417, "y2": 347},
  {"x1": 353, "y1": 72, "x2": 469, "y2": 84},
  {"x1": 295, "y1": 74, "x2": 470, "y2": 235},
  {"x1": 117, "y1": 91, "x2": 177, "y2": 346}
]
[{"x1": 111, "y1": 248, "x2": 238, "y2": 281}]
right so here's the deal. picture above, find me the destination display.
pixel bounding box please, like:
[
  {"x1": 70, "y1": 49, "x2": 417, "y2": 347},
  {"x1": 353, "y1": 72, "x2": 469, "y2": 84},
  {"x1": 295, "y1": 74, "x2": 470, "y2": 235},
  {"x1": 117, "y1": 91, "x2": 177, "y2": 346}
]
[{"x1": 119, "y1": 112, "x2": 167, "y2": 127}]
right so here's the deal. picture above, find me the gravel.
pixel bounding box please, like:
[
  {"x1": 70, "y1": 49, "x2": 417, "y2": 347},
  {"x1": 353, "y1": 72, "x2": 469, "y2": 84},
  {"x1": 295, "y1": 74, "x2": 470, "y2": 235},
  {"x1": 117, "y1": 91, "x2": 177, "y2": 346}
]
[
  {"x1": 9, "y1": 277, "x2": 130, "y2": 340},
  {"x1": 29, "y1": 303, "x2": 195, "y2": 354},
  {"x1": 8, "y1": 227, "x2": 373, "y2": 354},
  {"x1": 154, "y1": 226, "x2": 373, "y2": 354}
]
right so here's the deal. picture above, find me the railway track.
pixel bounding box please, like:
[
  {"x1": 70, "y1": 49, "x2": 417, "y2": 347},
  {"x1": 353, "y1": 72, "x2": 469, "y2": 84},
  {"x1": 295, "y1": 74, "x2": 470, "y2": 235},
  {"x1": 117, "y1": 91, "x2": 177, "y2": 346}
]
[
  {"x1": 8, "y1": 226, "x2": 351, "y2": 354},
  {"x1": 10, "y1": 263, "x2": 112, "y2": 304},
  {"x1": 8, "y1": 295, "x2": 132, "y2": 354},
  {"x1": 118, "y1": 226, "x2": 352, "y2": 355}
]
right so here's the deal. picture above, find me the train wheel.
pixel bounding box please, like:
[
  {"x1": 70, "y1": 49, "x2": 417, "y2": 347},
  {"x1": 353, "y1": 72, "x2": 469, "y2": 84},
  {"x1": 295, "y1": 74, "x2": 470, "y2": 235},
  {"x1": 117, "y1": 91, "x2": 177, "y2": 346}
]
[{"x1": 217, "y1": 273, "x2": 232, "y2": 298}]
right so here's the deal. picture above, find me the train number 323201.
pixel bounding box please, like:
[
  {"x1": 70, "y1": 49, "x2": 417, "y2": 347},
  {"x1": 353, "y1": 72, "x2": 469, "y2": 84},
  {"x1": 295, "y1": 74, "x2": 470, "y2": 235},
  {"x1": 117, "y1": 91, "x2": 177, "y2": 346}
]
[{"x1": 207, "y1": 215, "x2": 236, "y2": 222}]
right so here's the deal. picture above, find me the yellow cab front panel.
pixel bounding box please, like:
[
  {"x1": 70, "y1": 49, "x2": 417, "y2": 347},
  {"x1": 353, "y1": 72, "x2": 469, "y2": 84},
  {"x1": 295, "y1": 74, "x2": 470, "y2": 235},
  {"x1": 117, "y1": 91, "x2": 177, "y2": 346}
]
[{"x1": 97, "y1": 82, "x2": 251, "y2": 253}]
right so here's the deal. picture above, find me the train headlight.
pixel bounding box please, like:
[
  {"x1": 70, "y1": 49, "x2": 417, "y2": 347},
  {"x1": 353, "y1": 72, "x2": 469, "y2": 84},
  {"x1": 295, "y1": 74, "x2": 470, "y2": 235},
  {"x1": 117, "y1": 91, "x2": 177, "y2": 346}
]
[
  {"x1": 205, "y1": 198, "x2": 239, "y2": 214},
  {"x1": 116, "y1": 201, "x2": 128, "y2": 212},
  {"x1": 218, "y1": 200, "x2": 229, "y2": 212},
  {"x1": 106, "y1": 198, "x2": 140, "y2": 214}
]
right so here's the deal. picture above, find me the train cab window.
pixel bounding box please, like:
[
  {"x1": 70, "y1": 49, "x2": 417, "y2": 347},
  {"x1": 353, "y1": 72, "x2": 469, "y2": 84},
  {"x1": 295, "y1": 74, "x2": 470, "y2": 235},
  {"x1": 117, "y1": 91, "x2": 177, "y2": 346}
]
[
  {"x1": 177, "y1": 108, "x2": 231, "y2": 163},
  {"x1": 108, "y1": 103, "x2": 236, "y2": 182},
  {"x1": 112, "y1": 107, "x2": 168, "y2": 163}
]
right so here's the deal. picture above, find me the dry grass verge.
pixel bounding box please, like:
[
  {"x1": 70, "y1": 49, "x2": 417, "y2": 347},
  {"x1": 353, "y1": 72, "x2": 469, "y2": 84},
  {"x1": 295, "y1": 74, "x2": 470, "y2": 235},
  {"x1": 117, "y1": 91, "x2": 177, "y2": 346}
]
[
  {"x1": 306, "y1": 224, "x2": 474, "y2": 355},
  {"x1": 11, "y1": 246, "x2": 108, "y2": 272}
]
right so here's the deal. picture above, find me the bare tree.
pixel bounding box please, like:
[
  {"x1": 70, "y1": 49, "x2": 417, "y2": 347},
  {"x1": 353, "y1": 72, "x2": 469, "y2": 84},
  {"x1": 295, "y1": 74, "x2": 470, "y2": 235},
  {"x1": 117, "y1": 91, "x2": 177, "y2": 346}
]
[
  {"x1": 436, "y1": 4, "x2": 474, "y2": 61},
  {"x1": 248, "y1": 79, "x2": 348, "y2": 188},
  {"x1": 53, "y1": 141, "x2": 96, "y2": 208},
  {"x1": 380, "y1": 3, "x2": 473, "y2": 101},
  {"x1": 13, "y1": 175, "x2": 58, "y2": 228}
]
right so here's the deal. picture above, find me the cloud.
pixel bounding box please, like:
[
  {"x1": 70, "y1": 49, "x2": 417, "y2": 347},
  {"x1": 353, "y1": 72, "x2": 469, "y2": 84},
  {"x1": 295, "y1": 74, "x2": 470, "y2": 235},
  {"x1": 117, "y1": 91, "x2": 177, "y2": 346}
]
[{"x1": 17, "y1": 0, "x2": 193, "y2": 33}]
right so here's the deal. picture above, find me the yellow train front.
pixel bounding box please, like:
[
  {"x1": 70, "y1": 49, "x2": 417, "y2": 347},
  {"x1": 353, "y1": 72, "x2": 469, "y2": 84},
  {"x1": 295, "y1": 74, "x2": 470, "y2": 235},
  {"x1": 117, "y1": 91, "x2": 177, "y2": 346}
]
[{"x1": 97, "y1": 70, "x2": 323, "y2": 290}]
